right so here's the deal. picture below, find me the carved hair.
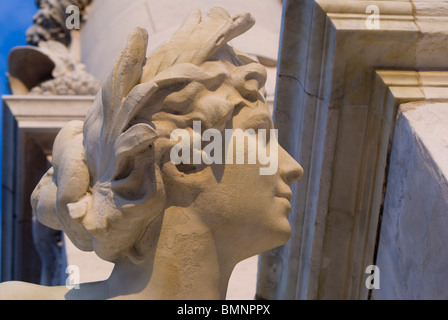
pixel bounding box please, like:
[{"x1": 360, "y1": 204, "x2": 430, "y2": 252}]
[{"x1": 31, "y1": 8, "x2": 267, "y2": 262}]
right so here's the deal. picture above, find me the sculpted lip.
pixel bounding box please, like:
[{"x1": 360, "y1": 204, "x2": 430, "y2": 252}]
[
  {"x1": 277, "y1": 194, "x2": 293, "y2": 214},
  {"x1": 276, "y1": 190, "x2": 293, "y2": 202}
]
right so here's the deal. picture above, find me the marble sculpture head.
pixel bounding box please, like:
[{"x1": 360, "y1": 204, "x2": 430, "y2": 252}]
[{"x1": 1, "y1": 7, "x2": 303, "y2": 300}]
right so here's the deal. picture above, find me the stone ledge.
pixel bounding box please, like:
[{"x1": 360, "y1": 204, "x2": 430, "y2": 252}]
[{"x1": 2, "y1": 95, "x2": 94, "y2": 128}]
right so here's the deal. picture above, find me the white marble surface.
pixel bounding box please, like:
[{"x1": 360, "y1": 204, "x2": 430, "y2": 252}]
[{"x1": 373, "y1": 101, "x2": 448, "y2": 300}]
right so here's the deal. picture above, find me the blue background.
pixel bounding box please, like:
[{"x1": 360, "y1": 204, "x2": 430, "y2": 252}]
[{"x1": 0, "y1": 0, "x2": 37, "y2": 273}]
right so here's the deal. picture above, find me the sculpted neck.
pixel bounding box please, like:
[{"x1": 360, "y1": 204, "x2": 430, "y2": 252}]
[{"x1": 100, "y1": 207, "x2": 235, "y2": 300}]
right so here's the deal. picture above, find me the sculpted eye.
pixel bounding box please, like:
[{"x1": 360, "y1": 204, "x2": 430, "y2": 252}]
[
  {"x1": 245, "y1": 109, "x2": 273, "y2": 130},
  {"x1": 110, "y1": 123, "x2": 158, "y2": 202},
  {"x1": 176, "y1": 163, "x2": 199, "y2": 174}
]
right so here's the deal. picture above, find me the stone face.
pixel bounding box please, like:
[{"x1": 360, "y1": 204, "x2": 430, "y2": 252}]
[
  {"x1": 373, "y1": 102, "x2": 448, "y2": 300},
  {"x1": 0, "y1": 7, "x2": 303, "y2": 300}
]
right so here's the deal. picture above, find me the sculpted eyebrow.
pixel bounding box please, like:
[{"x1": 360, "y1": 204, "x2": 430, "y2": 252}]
[{"x1": 246, "y1": 112, "x2": 272, "y2": 130}]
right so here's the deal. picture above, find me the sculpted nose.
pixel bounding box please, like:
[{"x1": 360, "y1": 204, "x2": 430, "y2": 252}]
[{"x1": 279, "y1": 147, "x2": 303, "y2": 186}]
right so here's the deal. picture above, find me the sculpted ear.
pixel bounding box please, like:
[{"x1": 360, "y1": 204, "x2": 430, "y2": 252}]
[
  {"x1": 110, "y1": 122, "x2": 159, "y2": 204},
  {"x1": 113, "y1": 123, "x2": 158, "y2": 177}
]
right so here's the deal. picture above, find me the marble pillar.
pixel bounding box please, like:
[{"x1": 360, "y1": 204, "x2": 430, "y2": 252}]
[{"x1": 257, "y1": 0, "x2": 448, "y2": 300}]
